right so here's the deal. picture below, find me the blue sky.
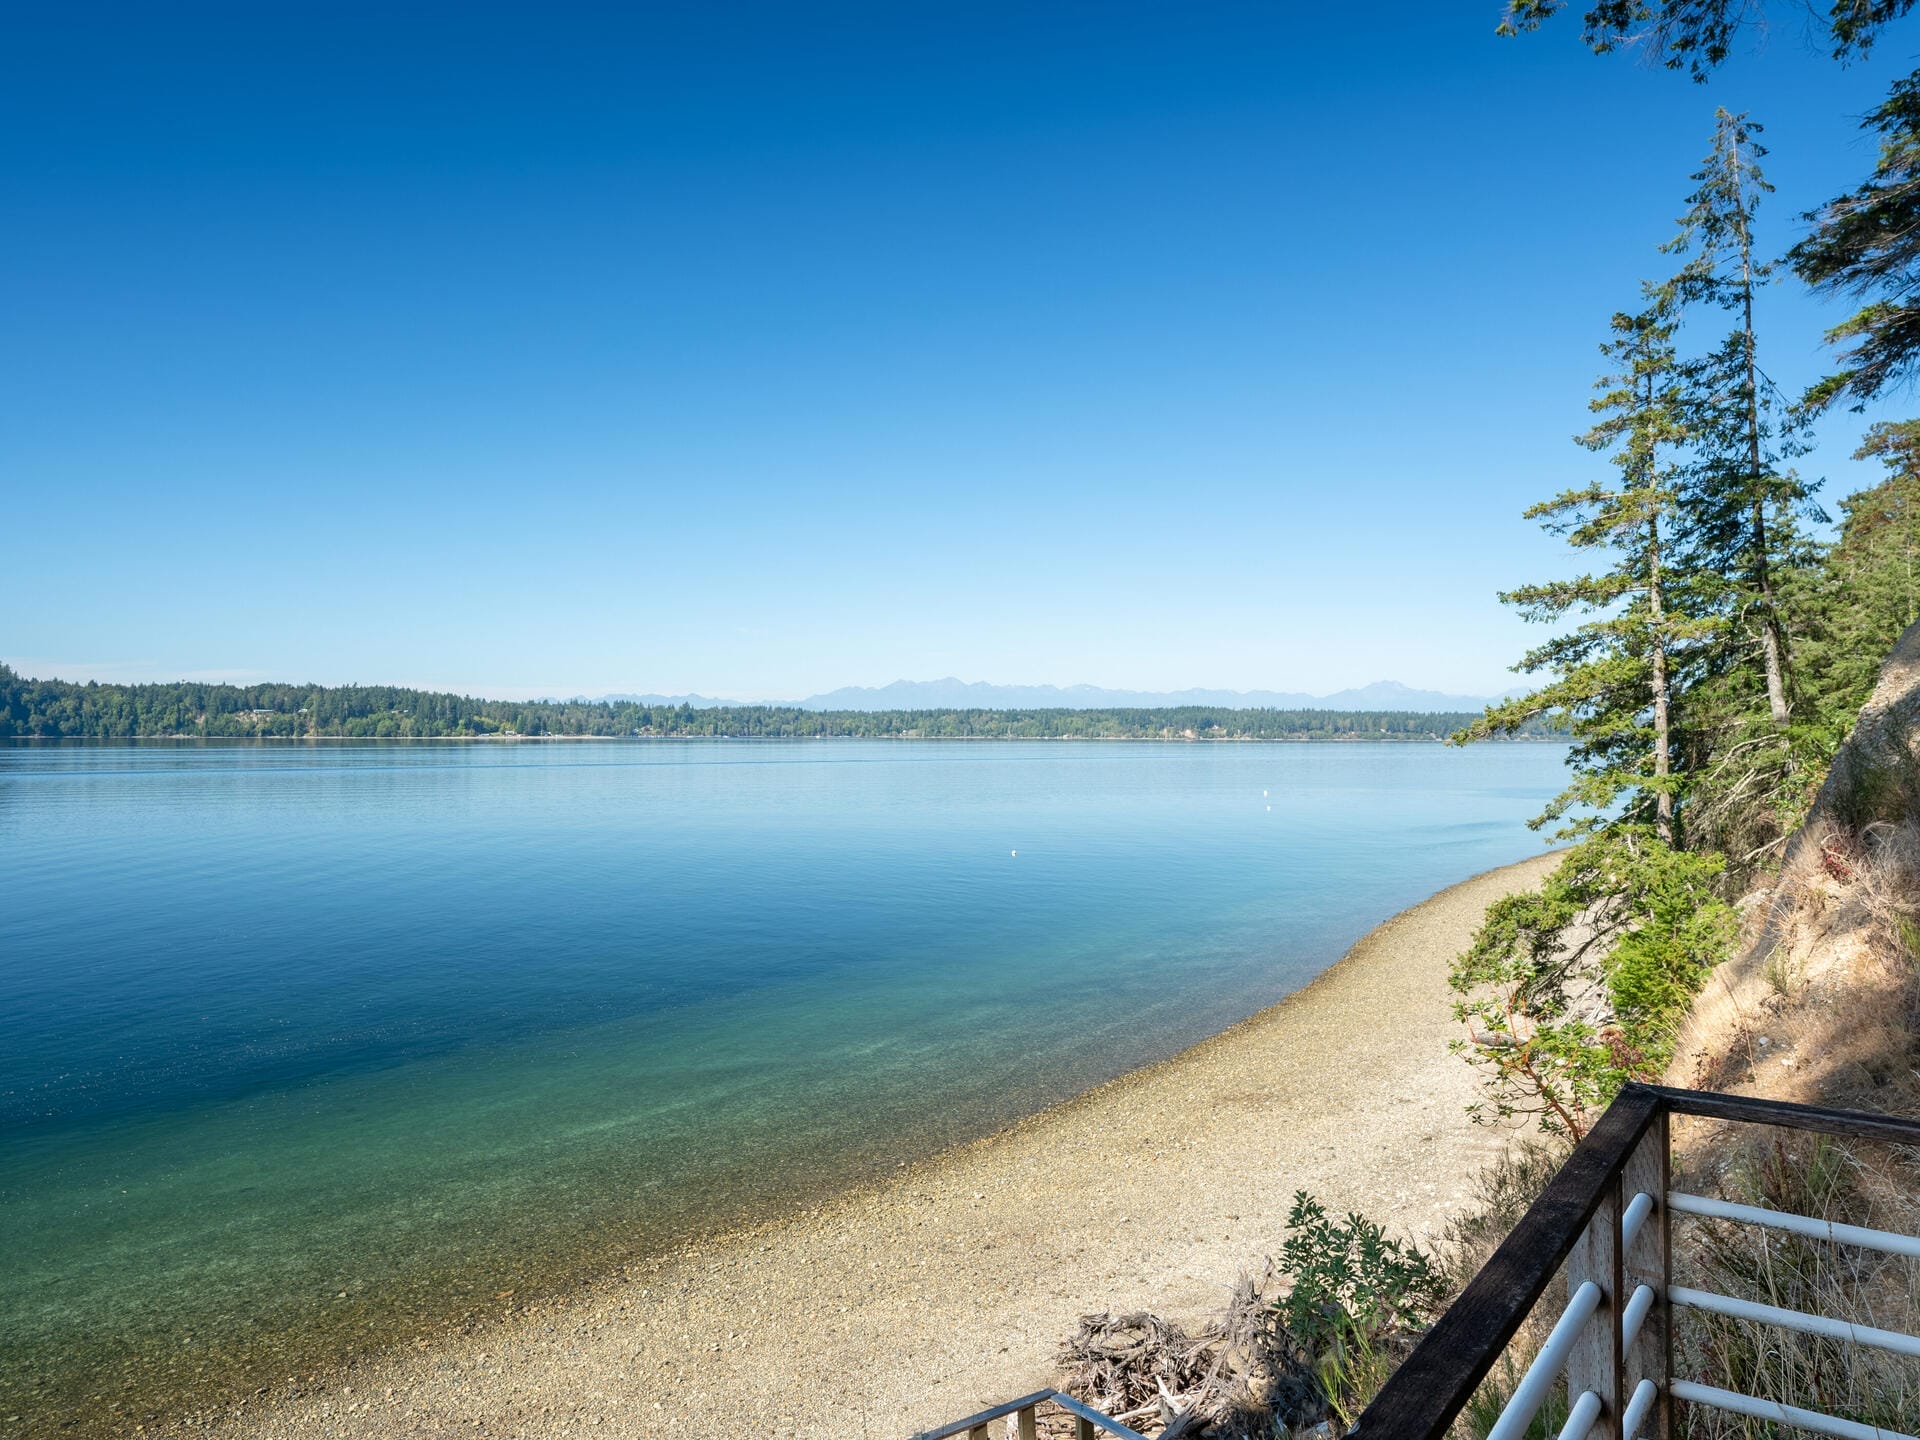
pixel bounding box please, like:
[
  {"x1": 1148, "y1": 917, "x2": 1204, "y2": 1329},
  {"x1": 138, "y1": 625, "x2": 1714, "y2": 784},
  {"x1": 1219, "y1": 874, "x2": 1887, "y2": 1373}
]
[{"x1": 3, "y1": 2, "x2": 1913, "y2": 700}]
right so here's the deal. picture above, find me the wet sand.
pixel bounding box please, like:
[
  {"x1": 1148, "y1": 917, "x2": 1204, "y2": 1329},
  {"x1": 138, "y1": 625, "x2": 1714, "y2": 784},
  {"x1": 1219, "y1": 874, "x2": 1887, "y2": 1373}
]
[{"x1": 178, "y1": 851, "x2": 1558, "y2": 1440}]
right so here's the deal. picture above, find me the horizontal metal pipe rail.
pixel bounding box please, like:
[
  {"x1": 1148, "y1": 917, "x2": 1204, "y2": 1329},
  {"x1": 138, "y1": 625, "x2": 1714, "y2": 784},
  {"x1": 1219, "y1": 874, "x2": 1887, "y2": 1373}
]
[
  {"x1": 1619, "y1": 1377, "x2": 1658, "y2": 1439},
  {"x1": 1668, "y1": 1284, "x2": 1920, "y2": 1360},
  {"x1": 1555, "y1": 1387, "x2": 1603, "y2": 1440},
  {"x1": 1667, "y1": 1379, "x2": 1920, "y2": 1440},
  {"x1": 1619, "y1": 1189, "x2": 1654, "y2": 1251},
  {"x1": 1347, "y1": 1084, "x2": 1920, "y2": 1440},
  {"x1": 910, "y1": 1387, "x2": 1151, "y2": 1440},
  {"x1": 1619, "y1": 1283, "x2": 1655, "y2": 1349},
  {"x1": 1667, "y1": 1189, "x2": 1920, "y2": 1259},
  {"x1": 1494, "y1": 1220, "x2": 1665, "y2": 1440}
]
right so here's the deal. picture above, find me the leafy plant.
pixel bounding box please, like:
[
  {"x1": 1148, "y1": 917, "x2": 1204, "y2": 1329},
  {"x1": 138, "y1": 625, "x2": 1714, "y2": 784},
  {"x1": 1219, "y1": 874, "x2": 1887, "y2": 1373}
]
[
  {"x1": 1450, "y1": 829, "x2": 1735, "y2": 1138},
  {"x1": 1275, "y1": 1193, "x2": 1446, "y2": 1422}
]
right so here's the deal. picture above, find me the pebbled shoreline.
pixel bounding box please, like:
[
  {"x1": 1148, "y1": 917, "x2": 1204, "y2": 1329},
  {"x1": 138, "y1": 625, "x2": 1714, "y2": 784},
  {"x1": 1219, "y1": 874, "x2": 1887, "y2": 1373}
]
[{"x1": 176, "y1": 851, "x2": 1560, "y2": 1440}]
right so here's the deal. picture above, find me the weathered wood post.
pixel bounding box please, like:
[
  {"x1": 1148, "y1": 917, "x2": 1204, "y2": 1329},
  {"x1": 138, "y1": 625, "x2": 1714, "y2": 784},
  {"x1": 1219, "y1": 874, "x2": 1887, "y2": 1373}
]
[
  {"x1": 1566, "y1": 1177, "x2": 1621, "y2": 1440},
  {"x1": 1620, "y1": 1108, "x2": 1671, "y2": 1440}
]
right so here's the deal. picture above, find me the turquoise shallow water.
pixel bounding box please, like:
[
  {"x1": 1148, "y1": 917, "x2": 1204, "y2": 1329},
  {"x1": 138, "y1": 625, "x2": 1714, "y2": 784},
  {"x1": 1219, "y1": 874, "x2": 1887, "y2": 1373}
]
[{"x1": 0, "y1": 739, "x2": 1565, "y2": 1434}]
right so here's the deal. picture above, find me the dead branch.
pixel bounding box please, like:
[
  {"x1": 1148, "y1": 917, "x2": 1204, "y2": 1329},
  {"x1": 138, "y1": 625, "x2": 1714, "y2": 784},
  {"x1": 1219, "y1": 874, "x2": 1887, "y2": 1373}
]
[{"x1": 1054, "y1": 1272, "x2": 1324, "y2": 1439}]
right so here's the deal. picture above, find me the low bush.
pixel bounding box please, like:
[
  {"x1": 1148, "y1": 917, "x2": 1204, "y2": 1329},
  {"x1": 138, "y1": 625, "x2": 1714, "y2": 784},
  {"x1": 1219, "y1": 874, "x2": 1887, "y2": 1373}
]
[
  {"x1": 1450, "y1": 829, "x2": 1736, "y2": 1138},
  {"x1": 1274, "y1": 1192, "x2": 1447, "y2": 1426}
]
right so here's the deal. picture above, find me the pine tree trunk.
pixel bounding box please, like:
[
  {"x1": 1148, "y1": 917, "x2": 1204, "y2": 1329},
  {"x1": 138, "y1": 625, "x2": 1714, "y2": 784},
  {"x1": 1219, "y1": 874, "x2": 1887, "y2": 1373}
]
[
  {"x1": 1642, "y1": 355, "x2": 1676, "y2": 847},
  {"x1": 1758, "y1": 600, "x2": 1789, "y2": 726},
  {"x1": 1738, "y1": 206, "x2": 1790, "y2": 729},
  {"x1": 1649, "y1": 514, "x2": 1675, "y2": 846}
]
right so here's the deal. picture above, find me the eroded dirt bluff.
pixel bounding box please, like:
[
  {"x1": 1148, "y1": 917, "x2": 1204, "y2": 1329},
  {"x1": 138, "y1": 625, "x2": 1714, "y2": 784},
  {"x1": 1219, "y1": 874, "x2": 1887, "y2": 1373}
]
[{"x1": 1673, "y1": 616, "x2": 1920, "y2": 1117}]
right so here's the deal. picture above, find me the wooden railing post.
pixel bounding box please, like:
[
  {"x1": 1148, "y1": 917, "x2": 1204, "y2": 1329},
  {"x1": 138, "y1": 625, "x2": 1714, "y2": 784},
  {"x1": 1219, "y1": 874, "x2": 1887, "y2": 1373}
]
[
  {"x1": 1566, "y1": 1176, "x2": 1621, "y2": 1440},
  {"x1": 1620, "y1": 1107, "x2": 1671, "y2": 1440}
]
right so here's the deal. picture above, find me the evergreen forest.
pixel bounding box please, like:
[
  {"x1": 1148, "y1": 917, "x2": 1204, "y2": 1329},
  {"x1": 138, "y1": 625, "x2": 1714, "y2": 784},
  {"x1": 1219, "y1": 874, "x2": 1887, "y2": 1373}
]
[
  {"x1": 1451, "y1": 2, "x2": 1920, "y2": 1136},
  {"x1": 0, "y1": 670, "x2": 1536, "y2": 743}
]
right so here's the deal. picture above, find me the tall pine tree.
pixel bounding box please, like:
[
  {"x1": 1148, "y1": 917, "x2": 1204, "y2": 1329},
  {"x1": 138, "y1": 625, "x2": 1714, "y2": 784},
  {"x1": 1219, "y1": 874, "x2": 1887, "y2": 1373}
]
[
  {"x1": 1577, "y1": 292, "x2": 1698, "y2": 843},
  {"x1": 1665, "y1": 109, "x2": 1816, "y2": 729},
  {"x1": 1462, "y1": 289, "x2": 1695, "y2": 841},
  {"x1": 1451, "y1": 291, "x2": 1737, "y2": 1140}
]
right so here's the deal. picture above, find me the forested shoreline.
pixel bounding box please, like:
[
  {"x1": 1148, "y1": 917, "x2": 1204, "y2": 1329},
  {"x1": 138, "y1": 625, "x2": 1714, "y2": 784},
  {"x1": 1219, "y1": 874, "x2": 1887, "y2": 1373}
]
[{"x1": 0, "y1": 668, "x2": 1555, "y2": 742}]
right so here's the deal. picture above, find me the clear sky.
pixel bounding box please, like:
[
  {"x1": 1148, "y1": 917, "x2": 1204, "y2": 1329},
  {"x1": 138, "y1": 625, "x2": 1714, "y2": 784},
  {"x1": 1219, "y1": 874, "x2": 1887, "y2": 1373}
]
[{"x1": 3, "y1": 2, "x2": 1913, "y2": 700}]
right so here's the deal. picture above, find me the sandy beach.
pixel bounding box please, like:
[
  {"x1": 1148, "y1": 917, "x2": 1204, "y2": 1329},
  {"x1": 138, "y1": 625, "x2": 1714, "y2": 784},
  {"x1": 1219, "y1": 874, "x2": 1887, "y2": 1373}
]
[{"x1": 177, "y1": 851, "x2": 1558, "y2": 1440}]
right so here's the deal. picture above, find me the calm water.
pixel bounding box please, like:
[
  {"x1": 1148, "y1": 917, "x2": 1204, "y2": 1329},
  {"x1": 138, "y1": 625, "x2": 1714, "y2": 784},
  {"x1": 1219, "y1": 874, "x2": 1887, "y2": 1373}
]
[{"x1": 0, "y1": 740, "x2": 1564, "y2": 1434}]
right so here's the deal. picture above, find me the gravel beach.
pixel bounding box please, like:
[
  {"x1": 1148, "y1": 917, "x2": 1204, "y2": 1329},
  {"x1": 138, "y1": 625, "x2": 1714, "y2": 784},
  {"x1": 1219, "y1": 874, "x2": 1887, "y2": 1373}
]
[{"x1": 181, "y1": 851, "x2": 1558, "y2": 1440}]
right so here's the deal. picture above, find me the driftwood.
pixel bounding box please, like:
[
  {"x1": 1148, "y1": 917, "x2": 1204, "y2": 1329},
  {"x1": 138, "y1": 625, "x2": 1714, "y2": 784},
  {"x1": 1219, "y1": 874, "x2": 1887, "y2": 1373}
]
[{"x1": 1054, "y1": 1273, "x2": 1325, "y2": 1439}]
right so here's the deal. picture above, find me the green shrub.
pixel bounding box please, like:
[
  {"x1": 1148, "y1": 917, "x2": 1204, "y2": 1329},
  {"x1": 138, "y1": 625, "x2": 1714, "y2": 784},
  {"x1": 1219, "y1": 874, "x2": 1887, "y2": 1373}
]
[
  {"x1": 1451, "y1": 830, "x2": 1736, "y2": 1138},
  {"x1": 1276, "y1": 1193, "x2": 1446, "y2": 1422}
]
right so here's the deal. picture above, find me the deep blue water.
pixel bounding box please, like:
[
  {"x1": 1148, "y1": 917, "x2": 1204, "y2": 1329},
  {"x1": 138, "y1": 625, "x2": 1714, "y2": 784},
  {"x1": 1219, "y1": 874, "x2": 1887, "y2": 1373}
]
[{"x1": 0, "y1": 739, "x2": 1564, "y2": 1434}]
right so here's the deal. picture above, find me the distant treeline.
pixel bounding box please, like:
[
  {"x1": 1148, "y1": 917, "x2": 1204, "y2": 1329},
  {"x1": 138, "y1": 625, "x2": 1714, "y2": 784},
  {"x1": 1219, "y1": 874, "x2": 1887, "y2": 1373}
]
[{"x1": 0, "y1": 667, "x2": 1561, "y2": 742}]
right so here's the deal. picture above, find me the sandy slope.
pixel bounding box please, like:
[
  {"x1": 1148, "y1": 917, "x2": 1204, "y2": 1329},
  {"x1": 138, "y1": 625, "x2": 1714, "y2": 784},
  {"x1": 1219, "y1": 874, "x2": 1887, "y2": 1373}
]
[{"x1": 185, "y1": 852, "x2": 1558, "y2": 1440}]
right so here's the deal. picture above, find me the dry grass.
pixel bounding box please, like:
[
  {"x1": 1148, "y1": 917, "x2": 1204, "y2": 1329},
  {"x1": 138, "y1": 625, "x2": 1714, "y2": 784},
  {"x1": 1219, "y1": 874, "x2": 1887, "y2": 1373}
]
[
  {"x1": 1435, "y1": 1141, "x2": 1572, "y2": 1296},
  {"x1": 1674, "y1": 1128, "x2": 1920, "y2": 1436},
  {"x1": 1661, "y1": 736, "x2": 1920, "y2": 1434}
]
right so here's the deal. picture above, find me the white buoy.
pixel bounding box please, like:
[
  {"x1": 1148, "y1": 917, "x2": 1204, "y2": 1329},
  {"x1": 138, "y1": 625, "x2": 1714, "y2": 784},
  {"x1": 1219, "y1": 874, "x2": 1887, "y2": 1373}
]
[
  {"x1": 1011, "y1": 849, "x2": 1017, "y2": 858},
  {"x1": 1263, "y1": 789, "x2": 1268, "y2": 797}
]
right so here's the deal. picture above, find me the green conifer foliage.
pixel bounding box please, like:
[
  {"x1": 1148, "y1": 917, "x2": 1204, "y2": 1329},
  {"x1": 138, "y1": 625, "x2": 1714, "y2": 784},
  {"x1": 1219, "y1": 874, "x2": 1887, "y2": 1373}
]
[
  {"x1": 1796, "y1": 422, "x2": 1920, "y2": 718},
  {"x1": 1451, "y1": 293, "x2": 1740, "y2": 1140},
  {"x1": 1448, "y1": 830, "x2": 1733, "y2": 1139},
  {"x1": 1666, "y1": 110, "x2": 1819, "y2": 731},
  {"x1": 1792, "y1": 73, "x2": 1920, "y2": 411},
  {"x1": 1459, "y1": 292, "x2": 1694, "y2": 843},
  {"x1": 1497, "y1": 0, "x2": 1914, "y2": 79},
  {"x1": 1467, "y1": 0, "x2": 1920, "y2": 1144}
]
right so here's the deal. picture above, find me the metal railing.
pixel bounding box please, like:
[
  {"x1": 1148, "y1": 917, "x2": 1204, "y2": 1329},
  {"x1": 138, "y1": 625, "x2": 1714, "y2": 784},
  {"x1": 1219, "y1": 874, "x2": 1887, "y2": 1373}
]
[
  {"x1": 910, "y1": 1387, "x2": 1151, "y2": 1440},
  {"x1": 1352, "y1": 1083, "x2": 1920, "y2": 1440},
  {"x1": 910, "y1": 1084, "x2": 1920, "y2": 1440}
]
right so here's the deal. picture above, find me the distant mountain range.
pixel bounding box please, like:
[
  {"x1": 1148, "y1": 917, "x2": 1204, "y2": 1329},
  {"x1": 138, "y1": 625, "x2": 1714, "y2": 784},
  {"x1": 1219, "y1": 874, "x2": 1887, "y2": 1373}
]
[
  {"x1": 591, "y1": 679, "x2": 1506, "y2": 713},
  {"x1": 593, "y1": 692, "x2": 740, "y2": 709}
]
